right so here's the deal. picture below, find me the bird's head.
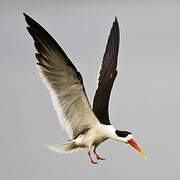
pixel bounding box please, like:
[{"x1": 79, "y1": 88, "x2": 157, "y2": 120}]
[{"x1": 115, "y1": 130, "x2": 147, "y2": 159}]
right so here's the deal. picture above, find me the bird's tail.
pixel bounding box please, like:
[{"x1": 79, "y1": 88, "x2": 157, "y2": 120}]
[{"x1": 45, "y1": 140, "x2": 79, "y2": 153}]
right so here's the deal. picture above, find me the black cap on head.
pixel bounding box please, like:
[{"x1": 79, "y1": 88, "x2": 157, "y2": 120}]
[{"x1": 115, "y1": 130, "x2": 132, "y2": 138}]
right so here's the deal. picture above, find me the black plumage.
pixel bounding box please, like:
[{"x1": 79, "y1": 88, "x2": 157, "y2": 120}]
[
  {"x1": 24, "y1": 13, "x2": 83, "y2": 83},
  {"x1": 93, "y1": 18, "x2": 120, "y2": 125}
]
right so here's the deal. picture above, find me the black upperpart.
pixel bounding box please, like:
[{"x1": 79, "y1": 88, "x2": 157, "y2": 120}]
[
  {"x1": 92, "y1": 17, "x2": 119, "y2": 125},
  {"x1": 115, "y1": 130, "x2": 132, "y2": 138}
]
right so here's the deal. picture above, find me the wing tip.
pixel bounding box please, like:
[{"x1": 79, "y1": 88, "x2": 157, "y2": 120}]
[
  {"x1": 23, "y1": 12, "x2": 27, "y2": 18},
  {"x1": 23, "y1": 12, "x2": 31, "y2": 25},
  {"x1": 23, "y1": 12, "x2": 40, "y2": 29},
  {"x1": 114, "y1": 16, "x2": 119, "y2": 30}
]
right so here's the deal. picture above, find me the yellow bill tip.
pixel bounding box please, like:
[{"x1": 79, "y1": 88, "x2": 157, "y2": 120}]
[
  {"x1": 141, "y1": 152, "x2": 148, "y2": 160},
  {"x1": 128, "y1": 138, "x2": 148, "y2": 160}
]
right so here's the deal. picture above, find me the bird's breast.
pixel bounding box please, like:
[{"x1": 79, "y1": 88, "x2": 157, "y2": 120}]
[
  {"x1": 93, "y1": 137, "x2": 108, "y2": 146},
  {"x1": 75, "y1": 124, "x2": 110, "y2": 148}
]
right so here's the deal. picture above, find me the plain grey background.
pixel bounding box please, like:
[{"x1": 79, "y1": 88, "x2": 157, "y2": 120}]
[{"x1": 1, "y1": 0, "x2": 180, "y2": 179}]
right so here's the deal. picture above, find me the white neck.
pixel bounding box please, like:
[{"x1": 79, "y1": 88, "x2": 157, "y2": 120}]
[
  {"x1": 103, "y1": 125, "x2": 117, "y2": 139},
  {"x1": 103, "y1": 125, "x2": 133, "y2": 143}
]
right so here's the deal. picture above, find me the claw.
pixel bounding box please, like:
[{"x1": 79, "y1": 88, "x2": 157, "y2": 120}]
[
  {"x1": 93, "y1": 146, "x2": 106, "y2": 161},
  {"x1": 91, "y1": 159, "x2": 98, "y2": 164},
  {"x1": 96, "y1": 156, "x2": 106, "y2": 161},
  {"x1": 93, "y1": 146, "x2": 106, "y2": 160}
]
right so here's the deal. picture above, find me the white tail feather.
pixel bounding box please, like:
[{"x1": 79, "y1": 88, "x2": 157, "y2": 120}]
[{"x1": 45, "y1": 141, "x2": 79, "y2": 153}]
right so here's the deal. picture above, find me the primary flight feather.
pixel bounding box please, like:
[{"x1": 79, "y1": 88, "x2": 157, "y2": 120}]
[{"x1": 24, "y1": 13, "x2": 147, "y2": 164}]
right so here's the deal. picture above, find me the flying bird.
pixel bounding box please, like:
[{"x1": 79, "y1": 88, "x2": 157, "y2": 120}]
[{"x1": 24, "y1": 13, "x2": 147, "y2": 164}]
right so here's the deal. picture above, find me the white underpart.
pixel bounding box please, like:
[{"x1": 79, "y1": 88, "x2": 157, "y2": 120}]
[
  {"x1": 74, "y1": 125, "x2": 115, "y2": 148},
  {"x1": 45, "y1": 124, "x2": 133, "y2": 153},
  {"x1": 74, "y1": 125, "x2": 132, "y2": 149}
]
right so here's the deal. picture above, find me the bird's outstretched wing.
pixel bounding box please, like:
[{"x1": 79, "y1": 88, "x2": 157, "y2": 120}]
[
  {"x1": 93, "y1": 18, "x2": 119, "y2": 125},
  {"x1": 24, "y1": 13, "x2": 99, "y2": 139}
]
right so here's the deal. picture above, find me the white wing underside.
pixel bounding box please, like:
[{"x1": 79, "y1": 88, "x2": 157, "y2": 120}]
[{"x1": 38, "y1": 63, "x2": 99, "y2": 140}]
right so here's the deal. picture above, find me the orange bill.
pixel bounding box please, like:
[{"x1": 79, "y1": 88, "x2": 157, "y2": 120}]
[{"x1": 128, "y1": 139, "x2": 147, "y2": 160}]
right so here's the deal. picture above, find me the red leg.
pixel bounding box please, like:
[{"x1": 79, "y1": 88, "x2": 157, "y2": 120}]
[
  {"x1": 88, "y1": 147, "x2": 97, "y2": 164},
  {"x1": 93, "y1": 146, "x2": 106, "y2": 160}
]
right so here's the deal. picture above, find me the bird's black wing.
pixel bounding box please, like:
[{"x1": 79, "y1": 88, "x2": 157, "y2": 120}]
[
  {"x1": 24, "y1": 13, "x2": 99, "y2": 139},
  {"x1": 93, "y1": 18, "x2": 120, "y2": 125}
]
